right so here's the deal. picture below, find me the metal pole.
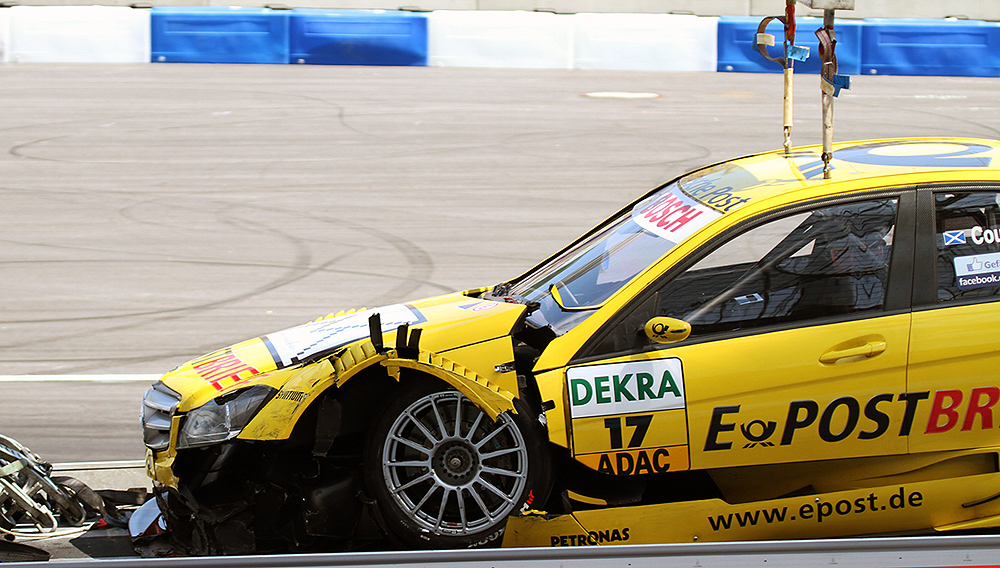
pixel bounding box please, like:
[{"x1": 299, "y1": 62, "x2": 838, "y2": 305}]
[
  {"x1": 783, "y1": 0, "x2": 795, "y2": 153},
  {"x1": 821, "y1": 8, "x2": 835, "y2": 179}
]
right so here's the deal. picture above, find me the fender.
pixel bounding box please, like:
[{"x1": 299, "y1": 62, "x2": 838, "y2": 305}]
[
  {"x1": 383, "y1": 349, "x2": 516, "y2": 420},
  {"x1": 240, "y1": 338, "x2": 517, "y2": 441}
]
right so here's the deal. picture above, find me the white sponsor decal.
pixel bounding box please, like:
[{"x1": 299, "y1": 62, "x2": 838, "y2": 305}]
[
  {"x1": 632, "y1": 191, "x2": 721, "y2": 243},
  {"x1": 954, "y1": 251, "x2": 1000, "y2": 290},
  {"x1": 970, "y1": 226, "x2": 1000, "y2": 246},
  {"x1": 264, "y1": 304, "x2": 423, "y2": 368},
  {"x1": 567, "y1": 359, "x2": 685, "y2": 418}
]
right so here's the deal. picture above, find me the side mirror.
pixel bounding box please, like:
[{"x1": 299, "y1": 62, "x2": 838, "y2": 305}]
[{"x1": 644, "y1": 317, "x2": 691, "y2": 344}]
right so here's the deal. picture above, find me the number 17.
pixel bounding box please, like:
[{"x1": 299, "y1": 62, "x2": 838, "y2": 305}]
[{"x1": 604, "y1": 415, "x2": 652, "y2": 449}]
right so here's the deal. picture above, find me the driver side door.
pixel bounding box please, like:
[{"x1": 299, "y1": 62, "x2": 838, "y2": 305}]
[{"x1": 563, "y1": 193, "x2": 915, "y2": 479}]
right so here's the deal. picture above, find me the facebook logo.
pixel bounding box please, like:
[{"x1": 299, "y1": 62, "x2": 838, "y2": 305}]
[{"x1": 943, "y1": 230, "x2": 967, "y2": 245}]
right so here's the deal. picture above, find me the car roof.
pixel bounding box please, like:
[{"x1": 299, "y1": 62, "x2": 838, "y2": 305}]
[{"x1": 678, "y1": 138, "x2": 1000, "y2": 215}]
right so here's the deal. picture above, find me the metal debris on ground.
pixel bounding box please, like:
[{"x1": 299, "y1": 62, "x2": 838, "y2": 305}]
[{"x1": 0, "y1": 433, "x2": 141, "y2": 559}]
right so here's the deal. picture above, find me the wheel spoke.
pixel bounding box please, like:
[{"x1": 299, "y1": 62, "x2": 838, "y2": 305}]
[
  {"x1": 453, "y1": 396, "x2": 462, "y2": 438},
  {"x1": 462, "y1": 411, "x2": 484, "y2": 442},
  {"x1": 434, "y1": 488, "x2": 452, "y2": 530},
  {"x1": 430, "y1": 396, "x2": 449, "y2": 441},
  {"x1": 388, "y1": 459, "x2": 431, "y2": 469},
  {"x1": 468, "y1": 483, "x2": 494, "y2": 521},
  {"x1": 480, "y1": 446, "x2": 522, "y2": 461},
  {"x1": 474, "y1": 421, "x2": 510, "y2": 450},
  {"x1": 406, "y1": 409, "x2": 439, "y2": 444},
  {"x1": 481, "y1": 465, "x2": 524, "y2": 479},
  {"x1": 392, "y1": 471, "x2": 434, "y2": 494},
  {"x1": 457, "y1": 488, "x2": 468, "y2": 530},
  {"x1": 410, "y1": 483, "x2": 439, "y2": 513},
  {"x1": 477, "y1": 477, "x2": 516, "y2": 505},
  {"x1": 391, "y1": 434, "x2": 431, "y2": 455}
]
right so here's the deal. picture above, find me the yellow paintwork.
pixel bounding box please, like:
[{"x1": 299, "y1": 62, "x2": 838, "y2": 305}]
[
  {"x1": 510, "y1": 138, "x2": 1000, "y2": 544},
  {"x1": 146, "y1": 416, "x2": 181, "y2": 488},
  {"x1": 239, "y1": 360, "x2": 336, "y2": 441},
  {"x1": 534, "y1": 138, "x2": 1000, "y2": 373},
  {"x1": 533, "y1": 138, "x2": 1000, "y2": 473},
  {"x1": 148, "y1": 138, "x2": 1000, "y2": 543},
  {"x1": 709, "y1": 450, "x2": 995, "y2": 505},
  {"x1": 686, "y1": 314, "x2": 911, "y2": 469},
  {"x1": 383, "y1": 346, "x2": 516, "y2": 420},
  {"x1": 157, "y1": 291, "x2": 525, "y2": 420},
  {"x1": 907, "y1": 301, "x2": 1000, "y2": 454},
  {"x1": 575, "y1": 446, "x2": 690, "y2": 477},
  {"x1": 572, "y1": 409, "x2": 688, "y2": 454},
  {"x1": 149, "y1": 291, "x2": 527, "y2": 488},
  {"x1": 535, "y1": 367, "x2": 570, "y2": 449},
  {"x1": 503, "y1": 470, "x2": 1000, "y2": 546}
]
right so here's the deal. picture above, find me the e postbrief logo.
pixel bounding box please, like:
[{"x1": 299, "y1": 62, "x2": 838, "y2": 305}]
[
  {"x1": 704, "y1": 387, "x2": 1000, "y2": 451},
  {"x1": 567, "y1": 359, "x2": 684, "y2": 419}
]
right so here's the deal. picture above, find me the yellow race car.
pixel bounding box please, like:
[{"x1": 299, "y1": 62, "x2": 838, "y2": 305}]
[{"x1": 142, "y1": 137, "x2": 1000, "y2": 554}]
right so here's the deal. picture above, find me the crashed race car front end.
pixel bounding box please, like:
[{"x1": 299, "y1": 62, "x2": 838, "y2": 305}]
[{"x1": 141, "y1": 292, "x2": 534, "y2": 554}]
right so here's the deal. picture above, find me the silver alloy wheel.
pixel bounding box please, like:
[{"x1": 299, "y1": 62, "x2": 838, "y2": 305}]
[{"x1": 380, "y1": 390, "x2": 529, "y2": 536}]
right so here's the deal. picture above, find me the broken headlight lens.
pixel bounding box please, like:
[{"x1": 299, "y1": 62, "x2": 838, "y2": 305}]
[{"x1": 176, "y1": 385, "x2": 277, "y2": 449}]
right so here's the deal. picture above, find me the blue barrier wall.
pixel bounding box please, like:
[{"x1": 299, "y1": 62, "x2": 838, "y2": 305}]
[
  {"x1": 289, "y1": 9, "x2": 427, "y2": 66},
  {"x1": 717, "y1": 16, "x2": 861, "y2": 75},
  {"x1": 151, "y1": 7, "x2": 289, "y2": 64},
  {"x1": 861, "y1": 19, "x2": 1000, "y2": 76},
  {"x1": 26, "y1": 6, "x2": 992, "y2": 77}
]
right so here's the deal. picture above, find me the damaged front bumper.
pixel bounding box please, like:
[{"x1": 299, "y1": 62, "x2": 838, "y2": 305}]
[{"x1": 146, "y1": 440, "x2": 384, "y2": 555}]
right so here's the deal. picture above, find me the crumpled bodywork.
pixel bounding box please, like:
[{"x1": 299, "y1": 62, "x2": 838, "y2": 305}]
[{"x1": 143, "y1": 291, "x2": 531, "y2": 554}]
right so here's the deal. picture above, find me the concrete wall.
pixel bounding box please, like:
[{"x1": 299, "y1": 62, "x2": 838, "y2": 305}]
[{"x1": 3, "y1": 0, "x2": 1000, "y2": 21}]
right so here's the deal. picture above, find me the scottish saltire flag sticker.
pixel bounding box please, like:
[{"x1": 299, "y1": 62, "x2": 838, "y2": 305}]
[{"x1": 943, "y1": 230, "x2": 967, "y2": 245}]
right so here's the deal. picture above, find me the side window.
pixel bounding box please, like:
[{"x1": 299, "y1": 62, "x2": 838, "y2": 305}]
[
  {"x1": 935, "y1": 192, "x2": 1000, "y2": 302},
  {"x1": 590, "y1": 198, "x2": 898, "y2": 355}
]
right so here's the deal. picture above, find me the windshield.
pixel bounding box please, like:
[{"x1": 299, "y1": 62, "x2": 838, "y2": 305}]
[{"x1": 495, "y1": 182, "x2": 722, "y2": 334}]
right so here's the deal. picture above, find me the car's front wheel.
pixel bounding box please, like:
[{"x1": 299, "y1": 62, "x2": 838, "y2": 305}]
[{"x1": 364, "y1": 378, "x2": 551, "y2": 549}]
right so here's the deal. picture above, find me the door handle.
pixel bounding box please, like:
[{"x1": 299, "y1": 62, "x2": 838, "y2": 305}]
[{"x1": 819, "y1": 340, "x2": 887, "y2": 364}]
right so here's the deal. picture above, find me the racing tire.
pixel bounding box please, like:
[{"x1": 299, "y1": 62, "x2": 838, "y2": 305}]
[{"x1": 363, "y1": 378, "x2": 551, "y2": 549}]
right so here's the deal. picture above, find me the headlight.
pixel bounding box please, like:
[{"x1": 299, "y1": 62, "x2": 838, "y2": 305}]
[{"x1": 176, "y1": 385, "x2": 276, "y2": 449}]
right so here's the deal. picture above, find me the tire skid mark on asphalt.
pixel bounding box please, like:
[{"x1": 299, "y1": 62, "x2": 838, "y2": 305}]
[
  {"x1": 193, "y1": 196, "x2": 444, "y2": 306},
  {"x1": 0, "y1": 259, "x2": 453, "y2": 327},
  {"x1": 1, "y1": 199, "x2": 318, "y2": 353},
  {"x1": 0, "y1": 191, "x2": 446, "y2": 373},
  {"x1": 0, "y1": 374, "x2": 159, "y2": 382},
  {"x1": 0, "y1": 253, "x2": 345, "y2": 326},
  {"x1": 218, "y1": 195, "x2": 444, "y2": 304},
  {"x1": 294, "y1": 210, "x2": 439, "y2": 307},
  {"x1": 852, "y1": 100, "x2": 1000, "y2": 140}
]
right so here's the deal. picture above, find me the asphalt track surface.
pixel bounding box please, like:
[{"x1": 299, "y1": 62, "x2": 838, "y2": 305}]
[{"x1": 1, "y1": 64, "x2": 999, "y2": 465}]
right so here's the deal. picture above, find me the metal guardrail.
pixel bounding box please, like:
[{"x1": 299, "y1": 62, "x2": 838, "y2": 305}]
[
  {"x1": 11, "y1": 535, "x2": 1000, "y2": 568},
  {"x1": 52, "y1": 460, "x2": 147, "y2": 471}
]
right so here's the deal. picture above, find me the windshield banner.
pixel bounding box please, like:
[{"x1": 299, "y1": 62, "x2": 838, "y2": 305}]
[{"x1": 632, "y1": 190, "x2": 721, "y2": 243}]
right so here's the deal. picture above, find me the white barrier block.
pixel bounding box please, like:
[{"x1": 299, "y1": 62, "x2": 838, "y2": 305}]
[
  {"x1": 428, "y1": 10, "x2": 572, "y2": 69},
  {"x1": 7, "y1": 6, "x2": 151, "y2": 63},
  {"x1": 0, "y1": 10, "x2": 10, "y2": 63},
  {"x1": 574, "y1": 13, "x2": 719, "y2": 72}
]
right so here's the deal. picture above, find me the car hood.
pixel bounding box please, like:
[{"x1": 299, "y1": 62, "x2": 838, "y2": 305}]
[{"x1": 158, "y1": 291, "x2": 527, "y2": 412}]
